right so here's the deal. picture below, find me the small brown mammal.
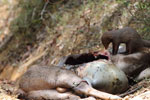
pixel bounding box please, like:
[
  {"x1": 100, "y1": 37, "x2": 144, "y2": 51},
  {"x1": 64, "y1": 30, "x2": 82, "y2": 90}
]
[
  {"x1": 101, "y1": 27, "x2": 150, "y2": 55},
  {"x1": 19, "y1": 65, "x2": 121, "y2": 100}
]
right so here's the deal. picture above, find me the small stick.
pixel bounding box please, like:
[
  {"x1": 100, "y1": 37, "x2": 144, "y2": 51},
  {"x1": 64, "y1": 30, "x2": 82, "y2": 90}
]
[
  {"x1": 40, "y1": 0, "x2": 49, "y2": 20},
  {"x1": 119, "y1": 86, "x2": 142, "y2": 97}
]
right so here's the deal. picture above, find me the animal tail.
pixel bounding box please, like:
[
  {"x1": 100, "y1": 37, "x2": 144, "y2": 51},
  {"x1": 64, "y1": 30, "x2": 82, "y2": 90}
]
[{"x1": 142, "y1": 39, "x2": 150, "y2": 47}]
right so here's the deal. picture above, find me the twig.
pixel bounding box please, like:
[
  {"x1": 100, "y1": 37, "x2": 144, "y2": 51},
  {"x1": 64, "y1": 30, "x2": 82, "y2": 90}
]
[
  {"x1": 0, "y1": 34, "x2": 13, "y2": 53},
  {"x1": 32, "y1": 8, "x2": 36, "y2": 20},
  {"x1": 119, "y1": 86, "x2": 142, "y2": 97},
  {"x1": 40, "y1": 0, "x2": 49, "y2": 20},
  {"x1": 40, "y1": 0, "x2": 65, "y2": 20}
]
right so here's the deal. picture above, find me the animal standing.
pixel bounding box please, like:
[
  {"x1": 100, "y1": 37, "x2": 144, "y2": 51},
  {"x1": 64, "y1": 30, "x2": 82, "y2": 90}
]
[{"x1": 101, "y1": 27, "x2": 150, "y2": 55}]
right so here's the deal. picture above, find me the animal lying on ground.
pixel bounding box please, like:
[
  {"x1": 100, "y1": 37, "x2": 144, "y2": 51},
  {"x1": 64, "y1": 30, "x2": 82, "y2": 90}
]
[
  {"x1": 18, "y1": 65, "x2": 121, "y2": 100},
  {"x1": 101, "y1": 27, "x2": 150, "y2": 55},
  {"x1": 75, "y1": 60, "x2": 129, "y2": 94},
  {"x1": 111, "y1": 52, "x2": 150, "y2": 80},
  {"x1": 57, "y1": 52, "x2": 129, "y2": 94},
  {"x1": 58, "y1": 49, "x2": 150, "y2": 82}
]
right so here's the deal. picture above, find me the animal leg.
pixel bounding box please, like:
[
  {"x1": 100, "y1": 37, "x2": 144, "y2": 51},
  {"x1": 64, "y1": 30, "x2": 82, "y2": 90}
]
[
  {"x1": 27, "y1": 90, "x2": 80, "y2": 100},
  {"x1": 113, "y1": 42, "x2": 120, "y2": 55},
  {"x1": 135, "y1": 68, "x2": 150, "y2": 81},
  {"x1": 126, "y1": 43, "x2": 129, "y2": 52},
  {"x1": 74, "y1": 82, "x2": 122, "y2": 100},
  {"x1": 128, "y1": 42, "x2": 134, "y2": 54}
]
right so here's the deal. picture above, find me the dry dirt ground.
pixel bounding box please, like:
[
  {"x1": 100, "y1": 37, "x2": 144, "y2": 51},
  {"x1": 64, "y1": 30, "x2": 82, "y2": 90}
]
[
  {"x1": 0, "y1": 1, "x2": 150, "y2": 100},
  {"x1": 0, "y1": 79, "x2": 150, "y2": 100}
]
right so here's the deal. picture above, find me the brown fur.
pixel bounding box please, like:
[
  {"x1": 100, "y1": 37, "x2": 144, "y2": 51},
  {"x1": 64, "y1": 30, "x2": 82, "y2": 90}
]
[
  {"x1": 111, "y1": 52, "x2": 150, "y2": 78},
  {"x1": 101, "y1": 27, "x2": 150, "y2": 55},
  {"x1": 19, "y1": 65, "x2": 121, "y2": 100}
]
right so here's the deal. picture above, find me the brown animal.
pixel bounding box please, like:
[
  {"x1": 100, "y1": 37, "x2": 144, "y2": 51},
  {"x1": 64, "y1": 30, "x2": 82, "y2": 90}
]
[
  {"x1": 111, "y1": 52, "x2": 150, "y2": 79},
  {"x1": 57, "y1": 51, "x2": 128, "y2": 94},
  {"x1": 101, "y1": 27, "x2": 150, "y2": 55},
  {"x1": 18, "y1": 65, "x2": 121, "y2": 100}
]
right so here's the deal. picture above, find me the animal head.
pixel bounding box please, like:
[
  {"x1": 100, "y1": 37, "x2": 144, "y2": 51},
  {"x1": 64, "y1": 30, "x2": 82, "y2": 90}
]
[{"x1": 101, "y1": 35, "x2": 111, "y2": 49}]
